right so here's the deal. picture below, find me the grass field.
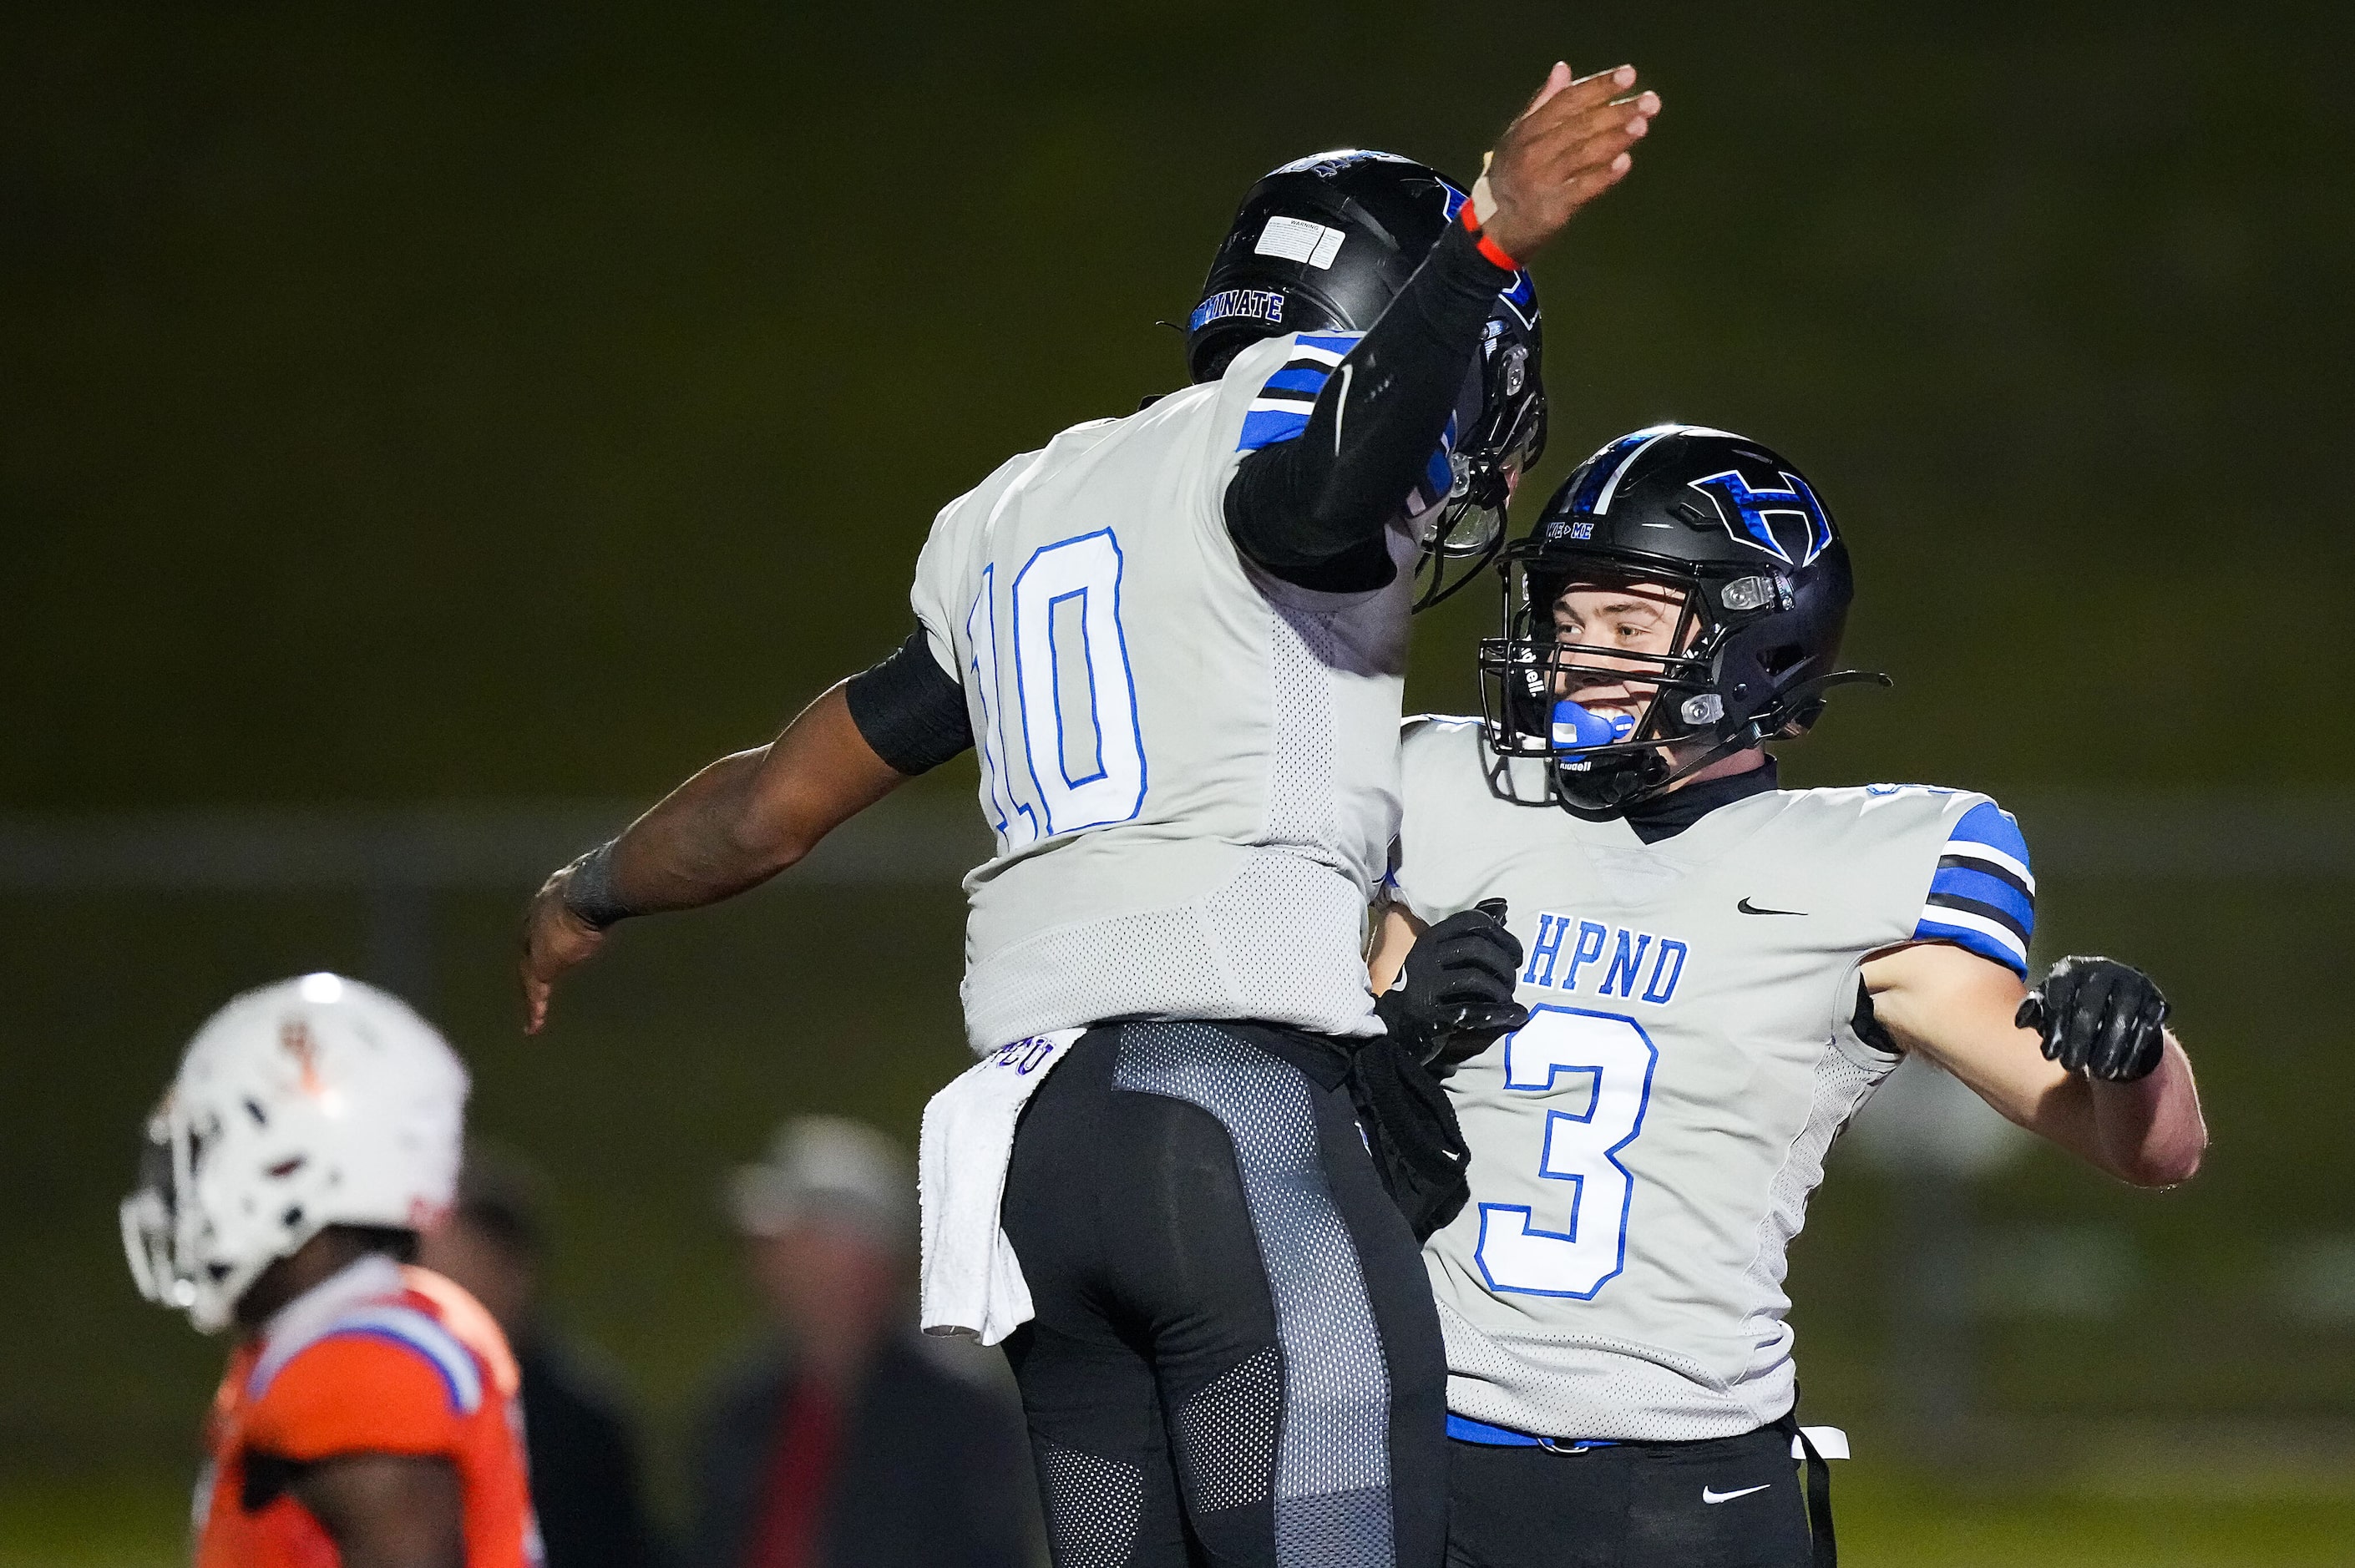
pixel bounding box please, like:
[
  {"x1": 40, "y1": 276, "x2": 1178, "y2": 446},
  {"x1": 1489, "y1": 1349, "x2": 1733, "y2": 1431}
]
[
  {"x1": 8, "y1": 1462, "x2": 2351, "y2": 1568},
  {"x1": 1837, "y1": 1485, "x2": 2355, "y2": 1566}
]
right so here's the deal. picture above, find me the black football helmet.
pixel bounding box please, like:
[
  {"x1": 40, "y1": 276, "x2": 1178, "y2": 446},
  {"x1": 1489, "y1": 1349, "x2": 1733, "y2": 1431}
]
[
  {"x1": 1188, "y1": 149, "x2": 1546, "y2": 608},
  {"x1": 1479, "y1": 424, "x2": 1886, "y2": 812}
]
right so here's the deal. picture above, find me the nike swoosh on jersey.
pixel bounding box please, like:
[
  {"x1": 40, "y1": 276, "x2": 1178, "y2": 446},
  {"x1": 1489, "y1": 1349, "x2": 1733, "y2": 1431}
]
[
  {"x1": 1333, "y1": 362, "x2": 1353, "y2": 453},
  {"x1": 1736, "y1": 898, "x2": 1806, "y2": 916},
  {"x1": 1702, "y1": 1484, "x2": 1772, "y2": 1505}
]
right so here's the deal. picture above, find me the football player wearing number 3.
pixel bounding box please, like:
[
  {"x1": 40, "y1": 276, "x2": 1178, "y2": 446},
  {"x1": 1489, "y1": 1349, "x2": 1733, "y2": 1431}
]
[
  {"x1": 1370, "y1": 427, "x2": 2208, "y2": 1567},
  {"x1": 519, "y1": 62, "x2": 1660, "y2": 1568}
]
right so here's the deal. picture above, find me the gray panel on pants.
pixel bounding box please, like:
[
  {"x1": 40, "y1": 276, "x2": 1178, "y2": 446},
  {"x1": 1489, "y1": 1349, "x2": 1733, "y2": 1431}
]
[{"x1": 1114, "y1": 1022, "x2": 1395, "y2": 1568}]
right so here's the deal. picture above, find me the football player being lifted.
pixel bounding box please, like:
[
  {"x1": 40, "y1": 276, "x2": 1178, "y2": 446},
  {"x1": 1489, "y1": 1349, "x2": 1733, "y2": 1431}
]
[
  {"x1": 519, "y1": 60, "x2": 1658, "y2": 1568},
  {"x1": 120, "y1": 974, "x2": 538, "y2": 1568},
  {"x1": 1369, "y1": 427, "x2": 2207, "y2": 1568}
]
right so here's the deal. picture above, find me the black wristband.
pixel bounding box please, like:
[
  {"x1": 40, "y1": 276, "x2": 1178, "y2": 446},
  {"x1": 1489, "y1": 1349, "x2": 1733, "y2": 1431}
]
[{"x1": 560, "y1": 840, "x2": 636, "y2": 931}]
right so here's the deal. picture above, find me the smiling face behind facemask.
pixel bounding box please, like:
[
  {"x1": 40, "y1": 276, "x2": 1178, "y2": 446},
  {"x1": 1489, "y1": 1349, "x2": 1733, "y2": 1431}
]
[
  {"x1": 1542, "y1": 574, "x2": 1772, "y2": 800},
  {"x1": 1548, "y1": 578, "x2": 1686, "y2": 712},
  {"x1": 1547, "y1": 574, "x2": 1690, "y2": 756}
]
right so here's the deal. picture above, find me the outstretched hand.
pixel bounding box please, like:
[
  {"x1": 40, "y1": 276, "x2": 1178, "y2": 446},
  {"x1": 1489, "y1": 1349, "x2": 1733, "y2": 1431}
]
[
  {"x1": 518, "y1": 868, "x2": 605, "y2": 1035},
  {"x1": 1478, "y1": 62, "x2": 1661, "y2": 263}
]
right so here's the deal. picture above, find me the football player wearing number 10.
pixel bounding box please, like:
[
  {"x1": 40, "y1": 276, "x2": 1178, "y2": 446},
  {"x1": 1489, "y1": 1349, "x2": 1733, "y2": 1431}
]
[
  {"x1": 1370, "y1": 427, "x2": 2209, "y2": 1567},
  {"x1": 519, "y1": 61, "x2": 1662, "y2": 1568}
]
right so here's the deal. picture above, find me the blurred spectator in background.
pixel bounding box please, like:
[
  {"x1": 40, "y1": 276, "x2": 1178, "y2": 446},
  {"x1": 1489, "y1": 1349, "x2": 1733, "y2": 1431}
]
[
  {"x1": 421, "y1": 1145, "x2": 668, "y2": 1568},
  {"x1": 686, "y1": 1115, "x2": 1036, "y2": 1568}
]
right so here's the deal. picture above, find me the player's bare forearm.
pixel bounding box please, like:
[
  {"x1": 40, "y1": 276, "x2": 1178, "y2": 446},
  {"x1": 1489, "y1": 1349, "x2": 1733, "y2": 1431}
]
[
  {"x1": 291, "y1": 1452, "x2": 464, "y2": 1568},
  {"x1": 2085, "y1": 1034, "x2": 2205, "y2": 1186},
  {"x1": 602, "y1": 688, "x2": 904, "y2": 908},
  {"x1": 1366, "y1": 903, "x2": 1426, "y2": 994},
  {"x1": 519, "y1": 682, "x2": 907, "y2": 1032},
  {"x1": 1863, "y1": 943, "x2": 2206, "y2": 1187},
  {"x1": 1963, "y1": 1042, "x2": 2202, "y2": 1189}
]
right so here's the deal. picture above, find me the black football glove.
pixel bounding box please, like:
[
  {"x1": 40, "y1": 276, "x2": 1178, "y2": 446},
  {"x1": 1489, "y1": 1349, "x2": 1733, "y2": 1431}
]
[
  {"x1": 2014, "y1": 955, "x2": 2170, "y2": 1083},
  {"x1": 1376, "y1": 902, "x2": 1527, "y2": 1070}
]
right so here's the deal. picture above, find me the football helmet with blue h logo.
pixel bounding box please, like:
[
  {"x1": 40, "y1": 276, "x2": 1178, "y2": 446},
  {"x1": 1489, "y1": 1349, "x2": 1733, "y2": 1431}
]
[
  {"x1": 1479, "y1": 425, "x2": 1884, "y2": 811},
  {"x1": 1187, "y1": 149, "x2": 1546, "y2": 608}
]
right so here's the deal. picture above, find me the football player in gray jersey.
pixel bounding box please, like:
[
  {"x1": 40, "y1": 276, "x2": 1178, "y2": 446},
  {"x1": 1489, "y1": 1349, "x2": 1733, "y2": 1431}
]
[
  {"x1": 519, "y1": 64, "x2": 1664, "y2": 1568},
  {"x1": 1370, "y1": 426, "x2": 2208, "y2": 1568}
]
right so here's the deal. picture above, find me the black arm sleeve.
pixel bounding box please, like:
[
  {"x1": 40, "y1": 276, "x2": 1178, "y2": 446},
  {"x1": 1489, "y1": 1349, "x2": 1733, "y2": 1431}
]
[
  {"x1": 843, "y1": 630, "x2": 975, "y2": 776},
  {"x1": 1224, "y1": 220, "x2": 1516, "y2": 589}
]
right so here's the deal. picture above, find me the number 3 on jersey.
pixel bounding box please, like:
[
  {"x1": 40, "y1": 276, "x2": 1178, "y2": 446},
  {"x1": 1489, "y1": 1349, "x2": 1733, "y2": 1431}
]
[
  {"x1": 1474, "y1": 1007, "x2": 1659, "y2": 1298},
  {"x1": 967, "y1": 530, "x2": 1147, "y2": 847}
]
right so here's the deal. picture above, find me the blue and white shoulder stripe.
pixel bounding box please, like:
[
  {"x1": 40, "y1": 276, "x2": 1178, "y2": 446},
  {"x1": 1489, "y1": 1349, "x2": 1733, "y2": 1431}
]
[
  {"x1": 1912, "y1": 799, "x2": 2035, "y2": 975},
  {"x1": 1237, "y1": 331, "x2": 1362, "y2": 451},
  {"x1": 249, "y1": 1302, "x2": 485, "y2": 1415}
]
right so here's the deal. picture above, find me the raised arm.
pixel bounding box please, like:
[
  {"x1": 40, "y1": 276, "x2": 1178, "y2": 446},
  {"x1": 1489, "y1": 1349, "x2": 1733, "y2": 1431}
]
[
  {"x1": 519, "y1": 634, "x2": 972, "y2": 1032},
  {"x1": 1225, "y1": 63, "x2": 1659, "y2": 587},
  {"x1": 1860, "y1": 943, "x2": 2207, "y2": 1188}
]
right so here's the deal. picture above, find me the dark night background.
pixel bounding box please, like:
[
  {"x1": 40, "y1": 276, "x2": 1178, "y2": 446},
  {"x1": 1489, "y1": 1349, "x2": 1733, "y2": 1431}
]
[{"x1": 4, "y1": 4, "x2": 2351, "y2": 1564}]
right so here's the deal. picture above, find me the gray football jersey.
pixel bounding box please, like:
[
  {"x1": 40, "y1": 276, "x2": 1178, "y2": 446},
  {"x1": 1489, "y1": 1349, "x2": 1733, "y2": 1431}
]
[
  {"x1": 909, "y1": 330, "x2": 1419, "y2": 1054},
  {"x1": 1388, "y1": 716, "x2": 2036, "y2": 1439}
]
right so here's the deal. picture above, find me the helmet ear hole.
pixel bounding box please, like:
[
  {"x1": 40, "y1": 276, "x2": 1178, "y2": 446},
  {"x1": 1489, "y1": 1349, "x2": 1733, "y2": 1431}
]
[{"x1": 1759, "y1": 644, "x2": 1807, "y2": 676}]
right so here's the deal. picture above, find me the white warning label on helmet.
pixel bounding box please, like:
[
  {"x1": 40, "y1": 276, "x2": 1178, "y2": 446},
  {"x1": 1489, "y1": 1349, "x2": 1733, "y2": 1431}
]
[{"x1": 1255, "y1": 215, "x2": 1346, "y2": 270}]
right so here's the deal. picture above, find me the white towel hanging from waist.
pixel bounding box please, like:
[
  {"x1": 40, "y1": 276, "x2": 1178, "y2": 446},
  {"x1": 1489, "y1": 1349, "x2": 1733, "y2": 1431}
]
[{"x1": 918, "y1": 1029, "x2": 1081, "y2": 1344}]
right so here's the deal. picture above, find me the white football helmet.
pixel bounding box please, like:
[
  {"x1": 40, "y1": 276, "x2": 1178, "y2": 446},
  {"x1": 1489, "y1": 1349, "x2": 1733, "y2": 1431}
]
[{"x1": 120, "y1": 973, "x2": 469, "y2": 1333}]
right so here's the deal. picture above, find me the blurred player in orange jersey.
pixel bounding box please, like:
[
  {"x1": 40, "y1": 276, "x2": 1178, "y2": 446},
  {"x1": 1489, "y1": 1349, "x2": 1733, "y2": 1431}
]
[{"x1": 121, "y1": 972, "x2": 540, "y2": 1568}]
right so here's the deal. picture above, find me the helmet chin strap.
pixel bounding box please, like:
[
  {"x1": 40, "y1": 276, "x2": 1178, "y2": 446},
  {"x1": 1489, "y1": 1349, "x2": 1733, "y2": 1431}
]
[
  {"x1": 1550, "y1": 746, "x2": 1674, "y2": 812},
  {"x1": 1547, "y1": 697, "x2": 1758, "y2": 813}
]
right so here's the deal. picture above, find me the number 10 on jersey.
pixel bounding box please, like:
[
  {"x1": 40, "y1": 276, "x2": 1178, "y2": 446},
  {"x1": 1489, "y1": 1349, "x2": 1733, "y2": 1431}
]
[
  {"x1": 1474, "y1": 1006, "x2": 1659, "y2": 1299},
  {"x1": 967, "y1": 530, "x2": 1147, "y2": 848}
]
